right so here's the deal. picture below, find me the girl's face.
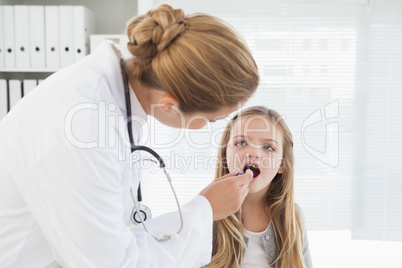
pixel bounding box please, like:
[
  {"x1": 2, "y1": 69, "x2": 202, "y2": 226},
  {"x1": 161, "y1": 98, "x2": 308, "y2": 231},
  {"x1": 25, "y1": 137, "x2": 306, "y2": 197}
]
[{"x1": 226, "y1": 115, "x2": 284, "y2": 196}]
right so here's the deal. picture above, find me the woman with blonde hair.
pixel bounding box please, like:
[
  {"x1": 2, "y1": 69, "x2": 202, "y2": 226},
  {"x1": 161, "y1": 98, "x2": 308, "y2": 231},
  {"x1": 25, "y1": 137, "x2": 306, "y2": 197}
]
[
  {"x1": 207, "y1": 106, "x2": 313, "y2": 268},
  {"x1": 0, "y1": 4, "x2": 258, "y2": 267}
]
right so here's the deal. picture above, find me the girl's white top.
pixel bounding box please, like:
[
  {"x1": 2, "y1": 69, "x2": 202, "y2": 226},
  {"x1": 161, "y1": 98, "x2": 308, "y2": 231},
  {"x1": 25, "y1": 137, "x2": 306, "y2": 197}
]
[{"x1": 242, "y1": 225, "x2": 272, "y2": 268}]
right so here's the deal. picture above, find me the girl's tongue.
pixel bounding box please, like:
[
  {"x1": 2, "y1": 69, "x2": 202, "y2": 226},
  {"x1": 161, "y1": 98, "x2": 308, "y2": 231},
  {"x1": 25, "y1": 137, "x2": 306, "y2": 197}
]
[{"x1": 243, "y1": 164, "x2": 260, "y2": 178}]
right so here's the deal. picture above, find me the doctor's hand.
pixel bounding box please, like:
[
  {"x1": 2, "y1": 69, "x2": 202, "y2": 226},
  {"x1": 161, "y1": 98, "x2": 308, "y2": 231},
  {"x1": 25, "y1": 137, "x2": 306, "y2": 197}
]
[{"x1": 199, "y1": 169, "x2": 253, "y2": 221}]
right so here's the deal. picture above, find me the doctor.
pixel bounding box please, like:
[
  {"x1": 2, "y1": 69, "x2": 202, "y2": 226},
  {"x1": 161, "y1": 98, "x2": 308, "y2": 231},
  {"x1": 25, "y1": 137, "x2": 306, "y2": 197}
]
[{"x1": 0, "y1": 4, "x2": 259, "y2": 267}]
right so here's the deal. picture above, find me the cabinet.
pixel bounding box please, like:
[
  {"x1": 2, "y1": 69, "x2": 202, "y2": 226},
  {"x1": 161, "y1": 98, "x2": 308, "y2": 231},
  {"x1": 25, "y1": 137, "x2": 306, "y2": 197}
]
[
  {"x1": 0, "y1": 0, "x2": 138, "y2": 116},
  {"x1": 0, "y1": 0, "x2": 137, "y2": 73}
]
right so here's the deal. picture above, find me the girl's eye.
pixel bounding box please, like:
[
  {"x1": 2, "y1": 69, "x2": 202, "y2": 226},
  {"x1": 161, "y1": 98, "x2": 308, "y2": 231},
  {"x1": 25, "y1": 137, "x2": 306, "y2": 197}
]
[
  {"x1": 263, "y1": 144, "x2": 274, "y2": 151},
  {"x1": 235, "y1": 140, "x2": 246, "y2": 146}
]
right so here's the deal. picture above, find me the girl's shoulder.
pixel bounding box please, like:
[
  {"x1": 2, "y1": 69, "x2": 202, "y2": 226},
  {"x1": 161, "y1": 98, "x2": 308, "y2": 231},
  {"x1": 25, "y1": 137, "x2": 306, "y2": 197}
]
[
  {"x1": 295, "y1": 203, "x2": 305, "y2": 218},
  {"x1": 294, "y1": 203, "x2": 308, "y2": 231}
]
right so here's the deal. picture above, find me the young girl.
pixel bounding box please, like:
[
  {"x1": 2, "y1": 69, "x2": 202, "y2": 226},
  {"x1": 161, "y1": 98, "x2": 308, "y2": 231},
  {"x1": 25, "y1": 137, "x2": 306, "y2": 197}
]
[{"x1": 207, "y1": 106, "x2": 313, "y2": 268}]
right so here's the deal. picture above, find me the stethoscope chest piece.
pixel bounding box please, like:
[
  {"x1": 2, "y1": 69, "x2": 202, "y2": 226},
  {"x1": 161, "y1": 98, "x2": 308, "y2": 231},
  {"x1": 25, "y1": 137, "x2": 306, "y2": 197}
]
[{"x1": 131, "y1": 203, "x2": 152, "y2": 224}]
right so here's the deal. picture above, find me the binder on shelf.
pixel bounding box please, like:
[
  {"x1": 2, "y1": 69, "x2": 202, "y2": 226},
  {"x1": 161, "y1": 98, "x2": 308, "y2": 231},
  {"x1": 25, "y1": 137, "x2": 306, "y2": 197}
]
[
  {"x1": 14, "y1": 5, "x2": 30, "y2": 68},
  {"x1": 0, "y1": 79, "x2": 7, "y2": 121},
  {"x1": 59, "y1": 5, "x2": 74, "y2": 68},
  {"x1": 73, "y1": 6, "x2": 94, "y2": 62},
  {"x1": 0, "y1": 6, "x2": 5, "y2": 68},
  {"x1": 3, "y1": 5, "x2": 16, "y2": 68},
  {"x1": 23, "y1": 79, "x2": 37, "y2": 96},
  {"x1": 29, "y1": 6, "x2": 46, "y2": 69},
  {"x1": 9, "y1": 80, "x2": 22, "y2": 110},
  {"x1": 45, "y1": 5, "x2": 60, "y2": 68},
  {"x1": 90, "y1": 34, "x2": 130, "y2": 58}
]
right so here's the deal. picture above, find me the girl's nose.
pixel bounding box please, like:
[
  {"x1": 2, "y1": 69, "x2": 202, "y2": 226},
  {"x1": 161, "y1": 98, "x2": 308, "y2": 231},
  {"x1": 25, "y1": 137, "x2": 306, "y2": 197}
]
[{"x1": 246, "y1": 148, "x2": 261, "y2": 159}]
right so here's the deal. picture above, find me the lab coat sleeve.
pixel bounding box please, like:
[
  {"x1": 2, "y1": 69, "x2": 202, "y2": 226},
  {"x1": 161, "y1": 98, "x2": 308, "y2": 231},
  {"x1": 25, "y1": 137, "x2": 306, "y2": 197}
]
[
  {"x1": 17, "y1": 146, "x2": 213, "y2": 268},
  {"x1": 129, "y1": 195, "x2": 213, "y2": 268}
]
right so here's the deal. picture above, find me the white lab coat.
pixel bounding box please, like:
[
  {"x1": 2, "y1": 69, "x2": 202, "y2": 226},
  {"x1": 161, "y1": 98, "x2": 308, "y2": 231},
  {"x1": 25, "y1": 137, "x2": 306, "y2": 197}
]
[{"x1": 0, "y1": 41, "x2": 213, "y2": 268}]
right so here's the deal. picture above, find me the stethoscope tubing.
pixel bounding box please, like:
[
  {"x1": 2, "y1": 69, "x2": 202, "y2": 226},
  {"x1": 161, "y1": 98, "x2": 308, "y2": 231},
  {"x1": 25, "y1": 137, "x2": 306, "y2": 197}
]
[{"x1": 121, "y1": 58, "x2": 183, "y2": 241}]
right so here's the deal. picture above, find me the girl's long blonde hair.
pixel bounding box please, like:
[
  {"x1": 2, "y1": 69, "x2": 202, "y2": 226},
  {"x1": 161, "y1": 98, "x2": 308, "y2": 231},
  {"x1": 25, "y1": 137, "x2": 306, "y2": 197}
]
[
  {"x1": 125, "y1": 4, "x2": 259, "y2": 114},
  {"x1": 207, "y1": 106, "x2": 306, "y2": 268}
]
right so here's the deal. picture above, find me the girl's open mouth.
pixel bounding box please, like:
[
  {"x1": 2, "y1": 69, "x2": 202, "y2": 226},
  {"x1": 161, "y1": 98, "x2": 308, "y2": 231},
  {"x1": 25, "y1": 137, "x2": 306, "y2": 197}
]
[{"x1": 243, "y1": 163, "x2": 260, "y2": 178}]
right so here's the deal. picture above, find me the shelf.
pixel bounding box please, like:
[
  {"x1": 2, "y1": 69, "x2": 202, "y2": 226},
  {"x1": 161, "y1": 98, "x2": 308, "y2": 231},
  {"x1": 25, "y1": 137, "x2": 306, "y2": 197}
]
[
  {"x1": 0, "y1": 68, "x2": 59, "y2": 73},
  {"x1": 0, "y1": 0, "x2": 138, "y2": 81},
  {"x1": 0, "y1": 70, "x2": 54, "y2": 80}
]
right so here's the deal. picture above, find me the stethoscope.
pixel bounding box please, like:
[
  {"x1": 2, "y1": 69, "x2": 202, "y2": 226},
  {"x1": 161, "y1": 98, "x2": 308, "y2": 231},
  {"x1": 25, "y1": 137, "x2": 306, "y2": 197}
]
[{"x1": 120, "y1": 58, "x2": 183, "y2": 241}]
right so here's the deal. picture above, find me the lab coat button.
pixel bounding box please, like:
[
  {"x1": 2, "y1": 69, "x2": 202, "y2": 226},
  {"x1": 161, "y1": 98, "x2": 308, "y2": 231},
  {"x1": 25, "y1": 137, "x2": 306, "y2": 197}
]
[{"x1": 264, "y1": 235, "x2": 270, "y2": 241}]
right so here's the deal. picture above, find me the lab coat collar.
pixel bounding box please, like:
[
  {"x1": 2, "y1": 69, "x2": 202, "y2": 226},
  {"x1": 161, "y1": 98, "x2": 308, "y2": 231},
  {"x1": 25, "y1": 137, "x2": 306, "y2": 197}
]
[
  {"x1": 93, "y1": 40, "x2": 147, "y2": 126},
  {"x1": 129, "y1": 83, "x2": 148, "y2": 126}
]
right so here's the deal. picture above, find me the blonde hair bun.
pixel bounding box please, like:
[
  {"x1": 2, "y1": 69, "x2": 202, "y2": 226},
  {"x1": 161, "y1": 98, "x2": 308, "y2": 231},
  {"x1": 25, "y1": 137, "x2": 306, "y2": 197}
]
[
  {"x1": 125, "y1": 4, "x2": 259, "y2": 114},
  {"x1": 126, "y1": 4, "x2": 187, "y2": 64}
]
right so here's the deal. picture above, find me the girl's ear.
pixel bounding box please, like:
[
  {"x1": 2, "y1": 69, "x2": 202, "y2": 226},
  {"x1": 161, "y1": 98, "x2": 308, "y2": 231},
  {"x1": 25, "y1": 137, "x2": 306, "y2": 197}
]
[{"x1": 277, "y1": 159, "x2": 285, "y2": 174}]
